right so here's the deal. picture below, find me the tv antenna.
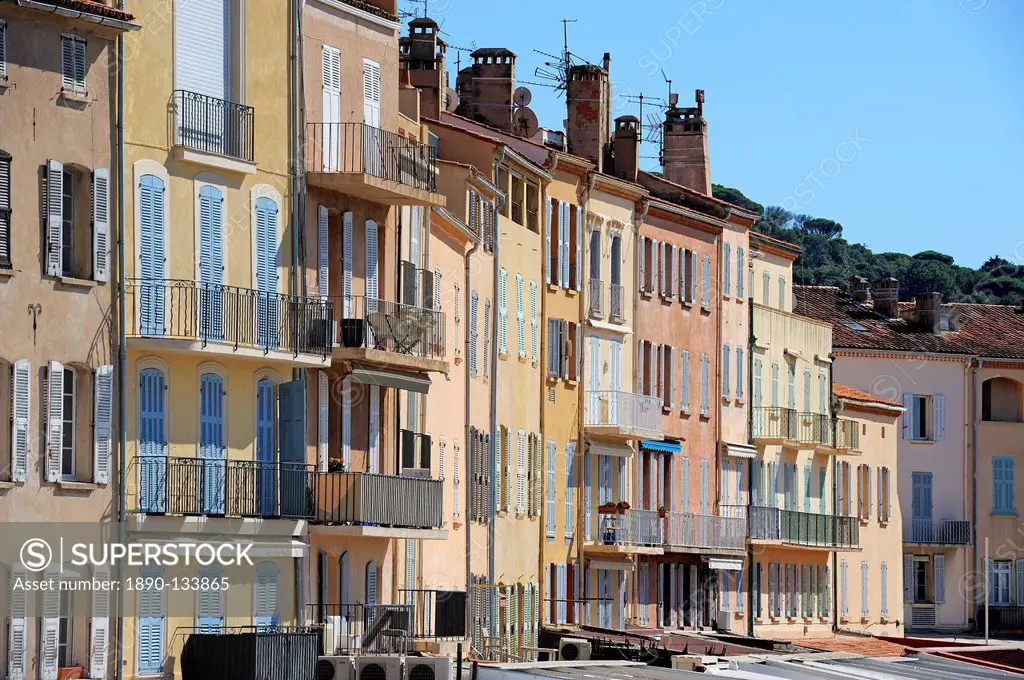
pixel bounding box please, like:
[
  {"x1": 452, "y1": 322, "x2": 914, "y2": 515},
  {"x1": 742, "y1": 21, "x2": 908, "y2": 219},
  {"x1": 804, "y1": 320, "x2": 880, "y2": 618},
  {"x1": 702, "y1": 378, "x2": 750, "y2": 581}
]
[
  {"x1": 532, "y1": 18, "x2": 580, "y2": 98},
  {"x1": 623, "y1": 92, "x2": 669, "y2": 164}
]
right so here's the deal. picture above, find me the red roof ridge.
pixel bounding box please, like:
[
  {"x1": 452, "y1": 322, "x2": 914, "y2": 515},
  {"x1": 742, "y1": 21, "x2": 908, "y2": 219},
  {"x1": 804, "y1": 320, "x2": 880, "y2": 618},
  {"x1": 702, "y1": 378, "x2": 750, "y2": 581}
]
[{"x1": 833, "y1": 382, "x2": 903, "y2": 408}]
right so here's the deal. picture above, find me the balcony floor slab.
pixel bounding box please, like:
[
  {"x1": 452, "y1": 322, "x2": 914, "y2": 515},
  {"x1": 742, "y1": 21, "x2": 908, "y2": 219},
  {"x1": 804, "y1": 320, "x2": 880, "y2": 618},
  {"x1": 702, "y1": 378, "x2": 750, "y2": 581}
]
[
  {"x1": 584, "y1": 542, "x2": 664, "y2": 556},
  {"x1": 333, "y1": 346, "x2": 448, "y2": 374},
  {"x1": 128, "y1": 337, "x2": 330, "y2": 367},
  {"x1": 309, "y1": 524, "x2": 448, "y2": 540},
  {"x1": 307, "y1": 172, "x2": 446, "y2": 207},
  {"x1": 126, "y1": 514, "x2": 307, "y2": 540}
]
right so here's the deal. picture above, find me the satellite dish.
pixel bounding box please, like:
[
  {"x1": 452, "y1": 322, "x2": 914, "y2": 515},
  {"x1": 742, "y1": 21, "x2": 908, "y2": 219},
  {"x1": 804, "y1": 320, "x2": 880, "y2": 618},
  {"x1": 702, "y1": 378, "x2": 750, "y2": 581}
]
[
  {"x1": 444, "y1": 87, "x2": 460, "y2": 112},
  {"x1": 513, "y1": 107, "x2": 539, "y2": 139},
  {"x1": 513, "y1": 86, "x2": 532, "y2": 108}
]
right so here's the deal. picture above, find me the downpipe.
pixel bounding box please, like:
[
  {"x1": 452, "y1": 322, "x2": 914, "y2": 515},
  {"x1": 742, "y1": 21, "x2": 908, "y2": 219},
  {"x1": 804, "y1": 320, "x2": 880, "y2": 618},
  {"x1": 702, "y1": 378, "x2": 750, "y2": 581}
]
[
  {"x1": 114, "y1": 4, "x2": 127, "y2": 679},
  {"x1": 488, "y1": 146, "x2": 506, "y2": 642}
]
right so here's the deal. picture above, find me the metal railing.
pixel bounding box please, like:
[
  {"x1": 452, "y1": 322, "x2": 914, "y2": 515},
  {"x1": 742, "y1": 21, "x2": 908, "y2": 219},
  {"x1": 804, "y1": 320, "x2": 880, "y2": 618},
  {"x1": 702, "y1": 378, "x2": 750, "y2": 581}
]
[
  {"x1": 836, "y1": 418, "x2": 861, "y2": 450},
  {"x1": 752, "y1": 407, "x2": 798, "y2": 441},
  {"x1": 173, "y1": 90, "x2": 255, "y2": 162},
  {"x1": 977, "y1": 605, "x2": 1024, "y2": 633},
  {"x1": 609, "y1": 282, "x2": 624, "y2": 320},
  {"x1": 584, "y1": 390, "x2": 663, "y2": 438},
  {"x1": 588, "y1": 278, "x2": 603, "y2": 317},
  {"x1": 398, "y1": 589, "x2": 467, "y2": 640},
  {"x1": 309, "y1": 603, "x2": 412, "y2": 654},
  {"x1": 796, "y1": 412, "x2": 835, "y2": 448},
  {"x1": 399, "y1": 429, "x2": 432, "y2": 471},
  {"x1": 126, "y1": 279, "x2": 334, "y2": 359},
  {"x1": 747, "y1": 506, "x2": 859, "y2": 548},
  {"x1": 133, "y1": 456, "x2": 316, "y2": 519},
  {"x1": 332, "y1": 294, "x2": 446, "y2": 360},
  {"x1": 306, "y1": 122, "x2": 438, "y2": 193},
  {"x1": 665, "y1": 512, "x2": 746, "y2": 551},
  {"x1": 596, "y1": 509, "x2": 662, "y2": 547},
  {"x1": 312, "y1": 471, "x2": 443, "y2": 529},
  {"x1": 903, "y1": 518, "x2": 972, "y2": 544}
]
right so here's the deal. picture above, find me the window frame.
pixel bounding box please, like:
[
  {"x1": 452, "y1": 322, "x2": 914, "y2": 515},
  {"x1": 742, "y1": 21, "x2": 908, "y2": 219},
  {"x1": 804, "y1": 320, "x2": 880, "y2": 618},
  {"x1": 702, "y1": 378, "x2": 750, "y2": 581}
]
[
  {"x1": 992, "y1": 560, "x2": 1011, "y2": 605},
  {"x1": 60, "y1": 33, "x2": 87, "y2": 95},
  {"x1": 911, "y1": 394, "x2": 930, "y2": 440},
  {"x1": 58, "y1": 587, "x2": 74, "y2": 668},
  {"x1": 61, "y1": 366, "x2": 76, "y2": 480},
  {"x1": 0, "y1": 150, "x2": 11, "y2": 268}
]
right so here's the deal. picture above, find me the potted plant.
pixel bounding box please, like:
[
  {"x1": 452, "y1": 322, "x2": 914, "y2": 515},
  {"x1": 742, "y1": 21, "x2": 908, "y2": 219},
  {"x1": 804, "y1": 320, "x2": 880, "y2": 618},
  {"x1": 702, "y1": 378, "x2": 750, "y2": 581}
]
[
  {"x1": 657, "y1": 505, "x2": 668, "y2": 519},
  {"x1": 615, "y1": 500, "x2": 631, "y2": 515},
  {"x1": 598, "y1": 502, "x2": 618, "y2": 515}
]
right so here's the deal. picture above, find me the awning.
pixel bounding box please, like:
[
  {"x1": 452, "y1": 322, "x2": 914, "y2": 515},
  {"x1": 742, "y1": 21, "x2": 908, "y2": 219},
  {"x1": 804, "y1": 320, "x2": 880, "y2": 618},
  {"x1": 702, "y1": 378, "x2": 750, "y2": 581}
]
[
  {"x1": 724, "y1": 442, "x2": 757, "y2": 459},
  {"x1": 588, "y1": 442, "x2": 634, "y2": 458},
  {"x1": 587, "y1": 559, "x2": 634, "y2": 572},
  {"x1": 348, "y1": 366, "x2": 431, "y2": 394},
  {"x1": 641, "y1": 439, "x2": 680, "y2": 454},
  {"x1": 708, "y1": 558, "x2": 744, "y2": 572}
]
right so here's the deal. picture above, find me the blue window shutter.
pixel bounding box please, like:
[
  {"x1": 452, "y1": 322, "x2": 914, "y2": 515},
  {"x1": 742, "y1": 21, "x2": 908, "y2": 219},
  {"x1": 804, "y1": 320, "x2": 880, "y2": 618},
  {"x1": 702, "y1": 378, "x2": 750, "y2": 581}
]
[
  {"x1": 199, "y1": 373, "x2": 225, "y2": 514},
  {"x1": 723, "y1": 243, "x2": 731, "y2": 296},
  {"x1": 256, "y1": 379, "x2": 276, "y2": 516},
  {"x1": 278, "y1": 379, "x2": 307, "y2": 517},
  {"x1": 139, "y1": 368, "x2": 167, "y2": 513},
  {"x1": 804, "y1": 464, "x2": 811, "y2": 513},
  {"x1": 197, "y1": 565, "x2": 224, "y2": 630},
  {"x1": 139, "y1": 175, "x2": 166, "y2": 336},
  {"x1": 255, "y1": 562, "x2": 280, "y2": 628},
  {"x1": 137, "y1": 566, "x2": 164, "y2": 674},
  {"x1": 255, "y1": 197, "x2": 280, "y2": 348},
  {"x1": 198, "y1": 186, "x2": 224, "y2": 340}
]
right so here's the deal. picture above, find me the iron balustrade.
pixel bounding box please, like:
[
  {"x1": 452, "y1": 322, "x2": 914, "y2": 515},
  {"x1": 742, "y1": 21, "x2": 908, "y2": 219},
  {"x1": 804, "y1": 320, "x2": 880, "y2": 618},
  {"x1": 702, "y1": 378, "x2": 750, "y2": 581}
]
[
  {"x1": 133, "y1": 456, "x2": 316, "y2": 519},
  {"x1": 609, "y1": 283, "x2": 624, "y2": 320},
  {"x1": 665, "y1": 512, "x2": 746, "y2": 551},
  {"x1": 332, "y1": 294, "x2": 445, "y2": 360},
  {"x1": 312, "y1": 471, "x2": 443, "y2": 529},
  {"x1": 400, "y1": 260, "x2": 435, "y2": 310},
  {"x1": 903, "y1": 518, "x2": 972, "y2": 544},
  {"x1": 126, "y1": 279, "x2": 334, "y2": 358},
  {"x1": 752, "y1": 407, "x2": 798, "y2": 441},
  {"x1": 584, "y1": 390, "x2": 663, "y2": 438},
  {"x1": 977, "y1": 605, "x2": 1024, "y2": 633},
  {"x1": 306, "y1": 122, "x2": 438, "y2": 193},
  {"x1": 173, "y1": 90, "x2": 255, "y2": 162},
  {"x1": 796, "y1": 412, "x2": 836, "y2": 448},
  {"x1": 747, "y1": 506, "x2": 859, "y2": 548},
  {"x1": 399, "y1": 430, "x2": 432, "y2": 471},
  {"x1": 398, "y1": 589, "x2": 468, "y2": 639},
  {"x1": 596, "y1": 509, "x2": 662, "y2": 547},
  {"x1": 587, "y1": 279, "x2": 604, "y2": 317},
  {"x1": 309, "y1": 603, "x2": 419, "y2": 654},
  {"x1": 836, "y1": 418, "x2": 861, "y2": 451}
]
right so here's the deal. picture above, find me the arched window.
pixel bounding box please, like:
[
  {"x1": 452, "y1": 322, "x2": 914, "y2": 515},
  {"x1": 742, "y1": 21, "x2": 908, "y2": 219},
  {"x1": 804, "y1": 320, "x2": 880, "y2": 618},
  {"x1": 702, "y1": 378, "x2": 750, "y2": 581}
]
[
  {"x1": 983, "y1": 377, "x2": 1023, "y2": 423},
  {"x1": 365, "y1": 561, "x2": 378, "y2": 605},
  {"x1": 138, "y1": 366, "x2": 167, "y2": 512}
]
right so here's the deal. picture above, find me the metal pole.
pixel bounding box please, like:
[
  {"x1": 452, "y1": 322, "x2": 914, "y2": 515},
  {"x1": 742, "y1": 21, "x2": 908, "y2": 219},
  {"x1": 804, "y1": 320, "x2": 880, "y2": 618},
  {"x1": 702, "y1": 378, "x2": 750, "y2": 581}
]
[{"x1": 985, "y1": 536, "x2": 990, "y2": 644}]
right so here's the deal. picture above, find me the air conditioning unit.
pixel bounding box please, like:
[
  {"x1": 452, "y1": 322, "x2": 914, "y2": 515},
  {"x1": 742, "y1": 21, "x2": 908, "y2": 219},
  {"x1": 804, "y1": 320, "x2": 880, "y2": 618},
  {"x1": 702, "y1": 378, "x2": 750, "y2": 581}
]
[
  {"x1": 316, "y1": 656, "x2": 355, "y2": 680},
  {"x1": 356, "y1": 655, "x2": 403, "y2": 680},
  {"x1": 404, "y1": 657, "x2": 452, "y2": 680},
  {"x1": 401, "y1": 468, "x2": 431, "y2": 479},
  {"x1": 557, "y1": 637, "x2": 592, "y2": 662}
]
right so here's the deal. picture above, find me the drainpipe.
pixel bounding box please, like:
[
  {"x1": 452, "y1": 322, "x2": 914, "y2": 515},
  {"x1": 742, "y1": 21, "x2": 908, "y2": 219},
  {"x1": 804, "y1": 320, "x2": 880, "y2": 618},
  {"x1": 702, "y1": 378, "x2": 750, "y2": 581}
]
[
  {"x1": 829, "y1": 353, "x2": 838, "y2": 631},
  {"x1": 488, "y1": 147, "x2": 507, "y2": 641},
  {"x1": 746, "y1": 299, "x2": 755, "y2": 637},
  {"x1": 537, "y1": 155, "x2": 556, "y2": 635},
  {"x1": 713, "y1": 229, "x2": 724, "y2": 617},
  {"x1": 971, "y1": 357, "x2": 979, "y2": 626},
  {"x1": 114, "y1": 3, "x2": 127, "y2": 679},
  {"x1": 463, "y1": 189, "x2": 481, "y2": 641}
]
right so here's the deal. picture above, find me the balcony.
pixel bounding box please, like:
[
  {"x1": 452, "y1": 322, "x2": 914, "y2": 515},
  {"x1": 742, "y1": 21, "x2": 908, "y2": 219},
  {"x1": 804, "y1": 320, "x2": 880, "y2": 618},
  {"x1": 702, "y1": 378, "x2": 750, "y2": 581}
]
[
  {"x1": 664, "y1": 512, "x2": 746, "y2": 553},
  {"x1": 752, "y1": 407, "x2": 844, "y2": 451},
  {"x1": 747, "y1": 506, "x2": 859, "y2": 549},
  {"x1": 125, "y1": 279, "x2": 333, "y2": 366},
  {"x1": 835, "y1": 418, "x2": 861, "y2": 454},
  {"x1": 903, "y1": 518, "x2": 972, "y2": 546},
  {"x1": 312, "y1": 591, "x2": 466, "y2": 655},
  {"x1": 332, "y1": 295, "x2": 447, "y2": 373},
  {"x1": 585, "y1": 390, "x2": 664, "y2": 441},
  {"x1": 752, "y1": 407, "x2": 798, "y2": 443},
  {"x1": 311, "y1": 471, "x2": 446, "y2": 539},
  {"x1": 609, "y1": 283, "x2": 624, "y2": 321},
  {"x1": 130, "y1": 456, "x2": 316, "y2": 520},
  {"x1": 588, "y1": 278, "x2": 604, "y2": 318},
  {"x1": 306, "y1": 122, "x2": 444, "y2": 206},
  {"x1": 589, "y1": 509, "x2": 664, "y2": 555},
  {"x1": 172, "y1": 90, "x2": 255, "y2": 170}
]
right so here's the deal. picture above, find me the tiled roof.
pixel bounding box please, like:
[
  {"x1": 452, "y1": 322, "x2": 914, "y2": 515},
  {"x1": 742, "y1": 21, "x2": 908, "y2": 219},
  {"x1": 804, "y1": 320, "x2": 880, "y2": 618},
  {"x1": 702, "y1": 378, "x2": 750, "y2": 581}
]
[
  {"x1": 833, "y1": 382, "x2": 902, "y2": 408},
  {"x1": 22, "y1": 0, "x2": 135, "y2": 22},
  {"x1": 798, "y1": 635, "x2": 911, "y2": 657},
  {"x1": 336, "y1": 0, "x2": 397, "y2": 22},
  {"x1": 794, "y1": 285, "x2": 1024, "y2": 359}
]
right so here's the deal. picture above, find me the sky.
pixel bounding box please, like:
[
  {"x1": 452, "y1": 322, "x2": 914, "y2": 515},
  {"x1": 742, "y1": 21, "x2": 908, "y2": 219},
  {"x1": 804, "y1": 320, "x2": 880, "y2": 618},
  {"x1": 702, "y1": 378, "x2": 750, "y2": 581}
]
[{"x1": 400, "y1": 0, "x2": 1024, "y2": 269}]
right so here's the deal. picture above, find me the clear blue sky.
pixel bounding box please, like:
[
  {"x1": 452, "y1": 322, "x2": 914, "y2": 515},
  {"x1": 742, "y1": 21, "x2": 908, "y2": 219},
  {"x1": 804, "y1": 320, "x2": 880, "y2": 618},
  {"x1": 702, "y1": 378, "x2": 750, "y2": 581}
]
[{"x1": 401, "y1": 0, "x2": 1024, "y2": 269}]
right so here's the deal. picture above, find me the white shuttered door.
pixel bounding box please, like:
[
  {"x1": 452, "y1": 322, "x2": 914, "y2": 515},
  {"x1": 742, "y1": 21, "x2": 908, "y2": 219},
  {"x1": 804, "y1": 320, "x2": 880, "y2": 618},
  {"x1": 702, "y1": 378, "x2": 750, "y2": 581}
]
[{"x1": 174, "y1": 0, "x2": 229, "y2": 99}]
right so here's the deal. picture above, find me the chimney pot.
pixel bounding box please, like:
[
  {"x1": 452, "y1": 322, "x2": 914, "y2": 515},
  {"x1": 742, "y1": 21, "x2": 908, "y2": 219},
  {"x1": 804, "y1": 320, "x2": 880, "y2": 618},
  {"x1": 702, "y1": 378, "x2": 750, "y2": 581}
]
[
  {"x1": 566, "y1": 62, "x2": 611, "y2": 171},
  {"x1": 661, "y1": 88, "x2": 711, "y2": 194},
  {"x1": 612, "y1": 115, "x2": 640, "y2": 182},
  {"x1": 872, "y1": 277, "x2": 900, "y2": 318},
  {"x1": 848, "y1": 276, "x2": 870, "y2": 302},
  {"x1": 914, "y1": 292, "x2": 943, "y2": 333}
]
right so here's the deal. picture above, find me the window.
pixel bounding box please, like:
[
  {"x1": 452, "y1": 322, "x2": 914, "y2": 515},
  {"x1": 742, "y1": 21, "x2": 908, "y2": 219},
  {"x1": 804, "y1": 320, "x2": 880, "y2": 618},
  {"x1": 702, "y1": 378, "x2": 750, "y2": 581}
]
[
  {"x1": 786, "y1": 361, "x2": 796, "y2": 410},
  {"x1": 912, "y1": 558, "x2": 929, "y2": 603},
  {"x1": 723, "y1": 243, "x2": 731, "y2": 296},
  {"x1": 762, "y1": 272, "x2": 770, "y2": 305},
  {"x1": 911, "y1": 395, "x2": 928, "y2": 439},
  {"x1": 61, "y1": 34, "x2": 87, "y2": 95},
  {"x1": 778, "y1": 276, "x2": 786, "y2": 311},
  {"x1": 547, "y1": 319, "x2": 580, "y2": 381},
  {"x1": 511, "y1": 174, "x2": 524, "y2": 225},
  {"x1": 0, "y1": 20, "x2": 7, "y2": 80},
  {"x1": 525, "y1": 180, "x2": 539, "y2": 232},
  {"x1": 58, "y1": 588, "x2": 73, "y2": 667},
  {"x1": 0, "y1": 151, "x2": 10, "y2": 268},
  {"x1": 610, "y1": 234, "x2": 622, "y2": 286},
  {"x1": 991, "y1": 560, "x2": 1011, "y2": 605},
  {"x1": 60, "y1": 367, "x2": 75, "y2": 480},
  {"x1": 737, "y1": 246, "x2": 745, "y2": 298},
  {"x1": 994, "y1": 457, "x2": 1015, "y2": 514},
  {"x1": 45, "y1": 160, "x2": 109, "y2": 282},
  {"x1": 982, "y1": 378, "x2": 1023, "y2": 423},
  {"x1": 589, "y1": 230, "x2": 601, "y2": 282},
  {"x1": 545, "y1": 199, "x2": 581, "y2": 290}
]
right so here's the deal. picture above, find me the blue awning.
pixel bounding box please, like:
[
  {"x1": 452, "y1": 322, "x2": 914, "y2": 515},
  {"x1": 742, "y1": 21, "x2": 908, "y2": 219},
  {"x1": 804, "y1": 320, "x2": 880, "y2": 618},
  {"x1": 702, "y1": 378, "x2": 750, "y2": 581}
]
[{"x1": 640, "y1": 440, "x2": 680, "y2": 454}]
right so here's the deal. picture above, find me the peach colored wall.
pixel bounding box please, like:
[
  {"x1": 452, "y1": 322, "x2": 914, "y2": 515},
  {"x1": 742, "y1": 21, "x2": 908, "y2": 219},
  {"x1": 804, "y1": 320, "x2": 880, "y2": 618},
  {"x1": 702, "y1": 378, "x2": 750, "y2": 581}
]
[{"x1": 720, "y1": 220, "x2": 751, "y2": 450}]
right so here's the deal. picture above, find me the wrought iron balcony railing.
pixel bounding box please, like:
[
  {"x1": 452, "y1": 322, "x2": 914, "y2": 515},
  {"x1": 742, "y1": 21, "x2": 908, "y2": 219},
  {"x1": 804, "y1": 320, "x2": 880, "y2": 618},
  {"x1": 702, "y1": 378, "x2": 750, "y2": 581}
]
[
  {"x1": 665, "y1": 512, "x2": 746, "y2": 551},
  {"x1": 584, "y1": 390, "x2": 663, "y2": 439},
  {"x1": 173, "y1": 90, "x2": 255, "y2": 162},
  {"x1": 133, "y1": 456, "x2": 316, "y2": 519},
  {"x1": 312, "y1": 471, "x2": 443, "y2": 529},
  {"x1": 595, "y1": 509, "x2": 662, "y2": 548},
  {"x1": 306, "y1": 122, "x2": 438, "y2": 193},
  {"x1": 126, "y1": 279, "x2": 334, "y2": 359},
  {"x1": 752, "y1": 406, "x2": 798, "y2": 441},
  {"x1": 903, "y1": 518, "x2": 972, "y2": 545},
  {"x1": 332, "y1": 294, "x2": 445, "y2": 360},
  {"x1": 748, "y1": 506, "x2": 859, "y2": 548},
  {"x1": 587, "y1": 278, "x2": 603, "y2": 317},
  {"x1": 609, "y1": 282, "x2": 624, "y2": 320},
  {"x1": 836, "y1": 418, "x2": 861, "y2": 451}
]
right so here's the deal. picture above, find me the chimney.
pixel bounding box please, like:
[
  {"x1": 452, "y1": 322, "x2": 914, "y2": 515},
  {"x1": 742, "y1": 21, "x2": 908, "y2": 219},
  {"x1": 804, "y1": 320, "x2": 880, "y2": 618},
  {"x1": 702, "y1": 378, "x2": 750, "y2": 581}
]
[
  {"x1": 914, "y1": 292, "x2": 943, "y2": 333},
  {"x1": 848, "y1": 276, "x2": 870, "y2": 303},
  {"x1": 612, "y1": 115, "x2": 640, "y2": 182},
  {"x1": 872, "y1": 277, "x2": 900, "y2": 317},
  {"x1": 400, "y1": 17, "x2": 448, "y2": 120},
  {"x1": 566, "y1": 61, "x2": 611, "y2": 171},
  {"x1": 662, "y1": 89, "x2": 711, "y2": 195},
  {"x1": 454, "y1": 48, "x2": 516, "y2": 132}
]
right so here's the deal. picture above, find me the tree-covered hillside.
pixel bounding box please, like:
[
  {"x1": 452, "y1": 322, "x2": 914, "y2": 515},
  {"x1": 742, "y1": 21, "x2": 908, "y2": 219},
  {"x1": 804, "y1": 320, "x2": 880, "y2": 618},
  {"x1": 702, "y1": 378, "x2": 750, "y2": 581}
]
[{"x1": 712, "y1": 184, "x2": 1024, "y2": 305}]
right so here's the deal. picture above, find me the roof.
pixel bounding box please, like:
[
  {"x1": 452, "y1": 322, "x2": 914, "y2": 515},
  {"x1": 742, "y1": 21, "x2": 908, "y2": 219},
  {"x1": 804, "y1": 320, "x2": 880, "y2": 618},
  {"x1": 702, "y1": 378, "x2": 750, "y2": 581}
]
[
  {"x1": 15, "y1": 0, "x2": 136, "y2": 22},
  {"x1": 751, "y1": 231, "x2": 801, "y2": 259},
  {"x1": 638, "y1": 170, "x2": 760, "y2": 225},
  {"x1": 335, "y1": 0, "x2": 397, "y2": 22},
  {"x1": 799, "y1": 636, "x2": 911, "y2": 657},
  {"x1": 833, "y1": 382, "x2": 903, "y2": 409},
  {"x1": 433, "y1": 111, "x2": 551, "y2": 167},
  {"x1": 472, "y1": 47, "x2": 516, "y2": 58},
  {"x1": 794, "y1": 285, "x2": 1024, "y2": 359}
]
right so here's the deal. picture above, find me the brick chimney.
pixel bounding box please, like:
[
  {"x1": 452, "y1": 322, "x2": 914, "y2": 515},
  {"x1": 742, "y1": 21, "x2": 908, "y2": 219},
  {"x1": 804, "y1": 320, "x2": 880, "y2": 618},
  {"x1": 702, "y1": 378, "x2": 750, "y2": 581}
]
[
  {"x1": 872, "y1": 277, "x2": 900, "y2": 317},
  {"x1": 566, "y1": 56, "x2": 611, "y2": 171},
  {"x1": 914, "y1": 292, "x2": 943, "y2": 333},
  {"x1": 400, "y1": 17, "x2": 448, "y2": 120},
  {"x1": 612, "y1": 115, "x2": 640, "y2": 182},
  {"x1": 848, "y1": 276, "x2": 871, "y2": 303},
  {"x1": 454, "y1": 48, "x2": 516, "y2": 132},
  {"x1": 662, "y1": 89, "x2": 710, "y2": 195}
]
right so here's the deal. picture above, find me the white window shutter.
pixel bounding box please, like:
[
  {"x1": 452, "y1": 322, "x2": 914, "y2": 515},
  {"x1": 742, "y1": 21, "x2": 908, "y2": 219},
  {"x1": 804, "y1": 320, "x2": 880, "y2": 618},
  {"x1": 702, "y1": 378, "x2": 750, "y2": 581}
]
[
  {"x1": 317, "y1": 205, "x2": 329, "y2": 298},
  {"x1": 861, "y1": 561, "x2": 868, "y2": 618},
  {"x1": 701, "y1": 255, "x2": 711, "y2": 307},
  {"x1": 342, "y1": 212, "x2": 354, "y2": 316},
  {"x1": 368, "y1": 385, "x2": 380, "y2": 473},
  {"x1": 638, "y1": 236, "x2": 647, "y2": 293},
  {"x1": 902, "y1": 393, "x2": 912, "y2": 439},
  {"x1": 46, "y1": 160, "x2": 63, "y2": 277},
  {"x1": 341, "y1": 376, "x2": 352, "y2": 471},
  {"x1": 934, "y1": 394, "x2": 945, "y2": 441},
  {"x1": 880, "y1": 562, "x2": 888, "y2": 619},
  {"x1": 46, "y1": 361, "x2": 64, "y2": 482},
  {"x1": 934, "y1": 554, "x2": 945, "y2": 604},
  {"x1": 318, "y1": 371, "x2": 329, "y2": 472},
  {"x1": 10, "y1": 359, "x2": 30, "y2": 483},
  {"x1": 364, "y1": 219, "x2": 378, "y2": 304},
  {"x1": 517, "y1": 430, "x2": 526, "y2": 513},
  {"x1": 41, "y1": 569, "x2": 59, "y2": 680},
  {"x1": 840, "y1": 559, "x2": 848, "y2": 619},
  {"x1": 575, "y1": 205, "x2": 583, "y2": 291},
  {"x1": 93, "y1": 364, "x2": 113, "y2": 484},
  {"x1": 92, "y1": 168, "x2": 110, "y2": 282},
  {"x1": 90, "y1": 566, "x2": 111, "y2": 679},
  {"x1": 545, "y1": 198, "x2": 553, "y2": 284},
  {"x1": 8, "y1": 566, "x2": 26, "y2": 680},
  {"x1": 651, "y1": 239, "x2": 660, "y2": 294}
]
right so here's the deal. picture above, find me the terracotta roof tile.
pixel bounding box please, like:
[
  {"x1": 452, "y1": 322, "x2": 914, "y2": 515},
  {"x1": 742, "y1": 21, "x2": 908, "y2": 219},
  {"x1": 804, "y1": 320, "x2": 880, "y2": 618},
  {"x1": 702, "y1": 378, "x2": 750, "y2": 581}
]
[
  {"x1": 799, "y1": 635, "x2": 911, "y2": 657},
  {"x1": 834, "y1": 382, "x2": 902, "y2": 408},
  {"x1": 794, "y1": 285, "x2": 1024, "y2": 359},
  {"x1": 24, "y1": 0, "x2": 135, "y2": 22}
]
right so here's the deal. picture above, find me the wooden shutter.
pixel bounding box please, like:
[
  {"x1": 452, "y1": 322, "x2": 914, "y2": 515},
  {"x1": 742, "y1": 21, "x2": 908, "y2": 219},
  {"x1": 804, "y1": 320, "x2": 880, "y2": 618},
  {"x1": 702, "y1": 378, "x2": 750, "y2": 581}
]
[
  {"x1": 934, "y1": 554, "x2": 945, "y2": 604},
  {"x1": 934, "y1": 394, "x2": 945, "y2": 441},
  {"x1": 839, "y1": 559, "x2": 848, "y2": 619},
  {"x1": 92, "y1": 167, "x2": 110, "y2": 282},
  {"x1": 880, "y1": 562, "x2": 888, "y2": 619},
  {"x1": 137, "y1": 567, "x2": 164, "y2": 674},
  {"x1": 41, "y1": 568, "x2": 59, "y2": 680},
  {"x1": 902, "y1": 394, "x2": 912, "y2": 439},
  {"x1": 342, "y1": 211, "x2": 354, "y2": 316},
  {"x1": 700, "y1": 353, "x2": 709, "y2": 416},
  {"x1": 861, "y1": 561, "x2": 869, "y2": 618},
  {"x1": 8, "y1": 566, "x2": 26, "y2": 680},
  {"x1": 368, "y1": 385, "x2": 380, "y2": 473},
  {"x1": 362, "y1": 59, "x2": 381, "y2": 127},
  {"x1": 722, "y1": 345, "x2": 731, "y2": 397},
  {"x1": 545, "y1": 198, "x2": 553, "y2": 283},
  {"x1": 318, "y1": 371, "x2": 329, "y2": 472},
  {"x1": 10, "y1": 359, "x2": 29, "y2": 482},
  {"x1": 517, "y1": 430, "x2": 526, "y2": 513},
  {"x1": 546, "y1": 441, "x2": 556, "y2": 537},
  {"x1": 45, "y1": 160, "x2": 63, "y2": 276},
  {"x1": 701, "y1": 254, "x2": 710, "y2": 307},
  {"x1": 0, "y1": 21, "x2": 6, "y2": 80},
  {"x1": 638, "y1": 236, "x2": 646, "y2": 293},
  {"x1": 341, "y1": 376, "x2": 351, "y2": 470},
  {"x1": 516, "y1": 274, "x2": 526, "y2": 357},
  {"x1": 561, "y1": 202, "x2": 571, "y2": 287},
  {"x1": 574, "y1": 205, "x2": 583, "y2": 291},
  {"x1": 46, "y1": 361, "x2": 63, "y2": 482},
  {"x1": 365, "y1": 561, "x2": 378, "y2": 605},
  {"x1": 470, "y1": 292, "x2": 479, "y2": 374},
  {"x1": 317, "y1": 206, "x2": 329, "y2": 298},
  {"x1": 530, "y1": 281, "x2": 539, "y2": 363},
  {"x1": 483, "y1": 299, "x2": 491, "y2": 378},
  {"x1": 737, "y1": 246, "x2": 744, "y2": 298},
  {"x1": 498, "y1": 268, "x2": 508, "y2": 353},
  {"x1": 93, "y1": 364, "x2": 113, "y2": 483},
  {"x1": 365, "y1": 219, "x2": 378, "y2": 306},
  {"x1": 723, "y1": 242, "x2": 731, "y2": 295}
]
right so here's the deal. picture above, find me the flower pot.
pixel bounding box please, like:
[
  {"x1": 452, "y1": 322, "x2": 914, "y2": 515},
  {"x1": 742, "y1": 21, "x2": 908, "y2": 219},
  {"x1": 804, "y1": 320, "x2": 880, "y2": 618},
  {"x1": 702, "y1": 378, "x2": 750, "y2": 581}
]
[{"x1": 341, "y1": 319, "x2": 365, "y2": 348}]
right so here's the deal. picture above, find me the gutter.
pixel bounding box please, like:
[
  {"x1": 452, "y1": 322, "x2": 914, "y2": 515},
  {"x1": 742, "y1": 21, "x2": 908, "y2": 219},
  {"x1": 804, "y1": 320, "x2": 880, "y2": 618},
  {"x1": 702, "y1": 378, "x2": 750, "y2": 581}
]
[
  {"x1": 971, "y1": 357, "x2": 979, "y2": 626},
  {"x1": 463, "y1": 210, "x2": 481, "y2": 641},
  {"x1": 16, "y1": 0, "x2": 141, "y2": 30},
  {"x1": 114, "y1": 0, "x2": 126, "y2": 677},
  {"x1": 746, "y1": 301, "x2": 755, "y2": 637},
  {"x1": 488, "y1": 145, "x2": 507, "y2": 640}
]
